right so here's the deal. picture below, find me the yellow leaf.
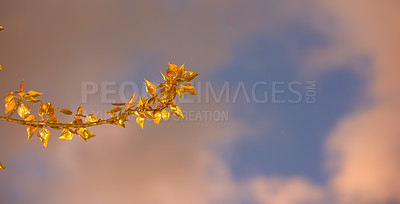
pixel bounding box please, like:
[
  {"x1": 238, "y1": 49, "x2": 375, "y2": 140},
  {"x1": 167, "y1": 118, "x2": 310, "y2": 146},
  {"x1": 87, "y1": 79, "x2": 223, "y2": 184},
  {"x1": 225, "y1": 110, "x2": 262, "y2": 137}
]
[
  {"x1": 18, "y1": 80, "x2": 24, "y2": 92},
  {"x1": 57, "y1": 108, "x2": 73, "y2": 115},
  {"x1": 0, "y1": 162, "x2": 5, "y2": 169},
  {"x1": 137, "y1": 96, "x2": 143, "y2": 107},
  {"x1": 80, "y1": 129, "x2": 95, "y2": 141},
  {"x1": 39, "y1": 102, "x2": 55, "y2": 116},
  {"x1": 85, "y1": 114, "x2": 98, "y2": 123},
  {"x1": 176, "y1": 64, "x2": 184, "y2": 78},
  {"x1": 153, "y1": 111, "x2": 162, "y2": 124},
  {"x1": 37, "y1": 128, "x2": 50, "y2": 148},
  {"x1": 17, "y1": 103, "x2": 31, "y2": 118},
  {"x1": 128, "y1": 92, "x2": 135, "y2": 106},
  {"x1": 0, "y1": 26, "x2": 3, "y2": 31},
  {"x1": 144, "y1": 78, "x2": 156, "y2": 96},
  {"x1": 170, "y1": 106, "x2": 184, "y2": 119},
  {"x1": 166, "y1": 62, "x2": 178, "y2": 77},
  {"x1": 59, "y1": 128, "x2": 74, "y2": 140},
  {"x1": 26, "y1": 125, "x2": 37, "y2": 141},
  {"x1": 27, "y1": 90, "x2": 43, "y2": 97},
  {"x1": 177, "y1": 88, "x2": 183, "y2": 98},
  {"x1": 136, "y1": 117, "x2": 144, "y2": 129},
  {"x1": 25, "y1": 96, "x2": 40, "y2": 103},
  {"x1": 108, "y1": 107, "x2": 122, "y2": 113},
  {"x1": 25, "y1": 115, "x2": 36, "y2": 121},
  {"x1": 47, "y1": 115, "x2": 58, "y2": 123},
  {"x1": 4, "y1": 99, "x2": 15, "y2": 115},
  {"x1": 182, "y1": 70, "x2": 199, "y2": 82},
  {"x1": 144, "y1": 110, "x2": 155, "y2": 119},
  {"x1": 18, "y1": 92, "x2": 27, "y2": 98},
  {"x1": 112, "y1": 102, "x2": 125, "y2": 106},
  {"x1": 76, "y1": 102, "x2": 83, "y2": 115},
  {"x1": 181, "y1": 84, "x2": 197, "y2": 95},
  {"x1": 161, "y1": 109, "x2": 170, "y2": 120},
  {"x1": 0, "y1": 65, "x2": 2, "y2": 70},
  {"x1": 3, "y1": 92, "x2": 14, "y2": 103}
]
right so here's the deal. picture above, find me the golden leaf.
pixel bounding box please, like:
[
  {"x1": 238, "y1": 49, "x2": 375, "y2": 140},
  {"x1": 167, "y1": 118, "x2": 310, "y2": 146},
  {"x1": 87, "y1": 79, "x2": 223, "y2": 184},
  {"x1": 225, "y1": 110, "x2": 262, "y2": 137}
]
[
  {"x1": 161, "y1": 109, "x2": 170, "y2": 120},
  {"x1": 0, "y1": 65, "x2": 2, "y2": 70},
  {"x1": 181, "y1": 84, "x2": 197, "y2": 95},
  {"x1": 128, "y1": 92, "x2": 136, "y2": 106},
  {"x1": 27, "y1": 90, "x2": 43, "y2": 97},
  {"x1": 85, "y1": 114, "x2": 98, "y2": 123},
  {"x1": 18, "y1": 92, "x2": 27, "y2": 98},
  {"x1": 0, "y1": 162, "x2": 5, "y2": 169},
  {"x1": 177, "y1": 88, "x2": 183, "y2": 98},
  {"x1": 4, "y1": 99, "x2": 15, "y2": 115},
  {"x1": 76, "y1": 102, "x2": 83, "y2": 115},
  {"x1": 117, "y1": 118, "x2": 125, "y2": 128},
  {"x1": 57, "y1": 108, "x2": 73, "y2": 115},
  {"x1": 80, "y1": 129, "x2": 95, "y2": 141},
  {"x1": 136, "y1": 116, "x2": 144, "y2": 129},
  {"x1": 3, "y1": 92, "x2": 14, "y2": 103},
  {"x1": 0, "y1": 26, "x2": 3, "y2": 31},
  {"x1": 25, "y1": 115, "x2": 36, "y2": 121},
  {"x1": 176, "y1": 64, "x2": 184, "y2": 78},
  {"x1": 39, "y1": 102, "x2": 55, "y2": 116},
  {"x1": 137, "y1": 96, "x2": 143, "y2": 107},
  {"x1": 38, "y1": 128, "x2": 50, "y2": 148},
  {"x1": 17, "y1": 103, "x2": 31, "y2": 118},
  {"x1": 108, "y1": 107, "x2": 122, "y2": 113},
  {"x1": 144, "y1": 78, "x2": 156, "y2": 96},
  {"x1": 182, "y1": 70, "x2": 199, "y2": 82},
  {"x1": 47, "y1": 115, "x2": 58, "y2": 123},
  {"x1": 18, "y1": 80, "x2": 24, "y2": 92},
  {"x1": 170, "y1": 106, "x2": 184, "y2": 119},
  {"x1": 112, "y1": 102, "x2": 125, "y2": 106},
  {"x1": 144, "y1": 110, "x2": 155, "y2": 119},
  {"x1": 25, "y1": 96, "x2": 40, "y2": 103},
  {"x1": 166, "y1": 62, "x2": 178, "y2": 77},
  {"x1": 153, "y1": 111, "x2": 162, "y2": 124},
  {"x1": 148, "y1": 96, "x2": 156, "y2": 105},
  {"x1": 59, "y1": 128, "x2": 74, "y2": 140},
  {"x1": 26, "y1": 125, "x2": 37, "y2": 141}
]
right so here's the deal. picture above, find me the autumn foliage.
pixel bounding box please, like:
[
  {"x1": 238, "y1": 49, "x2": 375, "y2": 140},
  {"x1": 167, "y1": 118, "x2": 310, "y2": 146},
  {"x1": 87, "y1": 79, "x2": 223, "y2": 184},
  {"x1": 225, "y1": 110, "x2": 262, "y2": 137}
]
[{"x1": 0, "y1": 23, "x2": 199, "y2": 170}]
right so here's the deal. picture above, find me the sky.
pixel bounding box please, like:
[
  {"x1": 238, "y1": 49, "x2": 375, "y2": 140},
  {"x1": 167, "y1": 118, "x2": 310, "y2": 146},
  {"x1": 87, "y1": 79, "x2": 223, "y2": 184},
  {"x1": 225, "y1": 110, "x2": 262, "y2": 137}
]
[{"x1": 0, "y1": 0, "x2": 399, "y2": 204}]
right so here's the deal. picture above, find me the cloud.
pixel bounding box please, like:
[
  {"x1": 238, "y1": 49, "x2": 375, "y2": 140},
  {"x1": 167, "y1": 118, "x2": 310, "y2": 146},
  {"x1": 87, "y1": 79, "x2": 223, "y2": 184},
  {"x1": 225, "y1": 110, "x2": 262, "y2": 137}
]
[{"x1": 246, "y1": 176, "x2": 325, "y2": 204}]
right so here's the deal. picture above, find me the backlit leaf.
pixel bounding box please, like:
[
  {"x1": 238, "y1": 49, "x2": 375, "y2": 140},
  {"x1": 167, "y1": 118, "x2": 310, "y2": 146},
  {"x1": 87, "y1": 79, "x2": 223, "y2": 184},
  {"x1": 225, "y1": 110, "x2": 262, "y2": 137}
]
[
  {"x1": 136, "y1": 117, "x2": 144, "y2": 129},
  {"x1": 4, "y1": 99, "x2": 15, "y2": 115},
  {"x1": 181, "y1": 84, "x2": 197, "y2": 95},
  {"x1": 176, "y1": 64, "x2": 184, "y2": 78},
  {"x1": 153, "y1": 111, "x2": 161, "y2": 124},
  {"x1": 38, "y1": 128, "x2": 50, "y2": 148},
  {"x1": 26, "y1": 125, "x2": 37, "y2": 141},
  {"x1": 80, "y1": 129, "x2": 95, "y2": 141},
  {"x1": 25, "y1": 96, "x2": 40, "y2": 103},
  {"x1": 166, "y1": 62, "x2": 178, "y2": 77},
  {"x1": 170, "y1": 106, "x2": 184, "y2": 119},
  {"x1": 18, "y1": 80, "x2": 24, "y2": 92},
  {"x1": 144, "y1": 78, "x2": 156, "y2": 96},
  {"x1": 27, "y1": 90, "x2": 43, "y2": 97},
  {"x1": 112, "y1": 102, "x2": 125, "y2": 106},
  {"x1": 3, "y1": 92, "x2": 14, "y2": 103},
  {"x1": 182, "y1": 70, "x2": 199, "y2": 82},
  {"x1": 47, "y1": 115, "x2": 58, "y2": 123},
  {"x1": 59, "y1": 128, "x2": 74, "y2": 140},
  {"x1": 25, "y1": 115, "x2": 36, "y2": 121},
  {"x1": 76, "y1": 102, "x2": 83, "y2": 115},
  {"x1": 161, "y1": 109, "x2": 170, "y2": 120},
  {"x1": 128, "y1": 92, "x2": 136, "y2": 106},
  {"x1": 85, "y1": 114, "x2": 98, "y2": 123},
  {"x1": 17, "y1": 103, "x2": 31, "y2": 118},
  {"x1": 57, "y1": 108, "x2": 73, "y2": 115}
]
